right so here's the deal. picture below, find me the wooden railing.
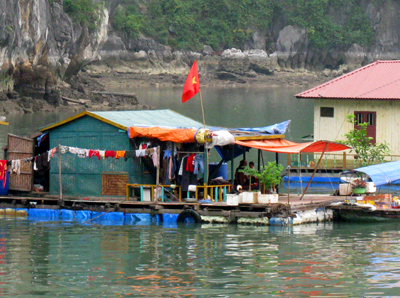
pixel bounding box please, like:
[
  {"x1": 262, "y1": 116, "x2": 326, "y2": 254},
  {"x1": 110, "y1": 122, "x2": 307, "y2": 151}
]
[
  {"x1": 126, "y1": 183, "x2": 231, "y2": 202},
  {"x1": 287, "y1": 153, "x2": 400, "y2": 170}
]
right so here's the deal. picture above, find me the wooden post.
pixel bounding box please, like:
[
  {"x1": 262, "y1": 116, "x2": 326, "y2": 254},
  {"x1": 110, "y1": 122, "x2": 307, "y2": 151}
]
[
  {"x1": 58, "y1": 144, "x2": 62, "y2": 201},
  {"x1": 155, "y1": 146, "x2": 160, "y2": 201},
  {"x1": 231, "y1": 145, "x2": 235, "y2": 188},
  {"x1": 299, "y1": 143, "x2": 328, "y2": 200},
  {"x1": 343, "y1": 151, "x2": 346, "y2": 169}
]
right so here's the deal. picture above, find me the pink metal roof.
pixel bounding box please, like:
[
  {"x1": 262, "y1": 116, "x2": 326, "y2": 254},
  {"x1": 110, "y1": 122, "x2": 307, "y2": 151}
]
[{"x1": 296, "y1": 60, "x2": 400, "y2": 100}]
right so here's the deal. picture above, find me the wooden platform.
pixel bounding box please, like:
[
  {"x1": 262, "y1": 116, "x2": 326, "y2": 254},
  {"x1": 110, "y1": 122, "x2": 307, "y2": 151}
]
[{"x1": 0, "y1": 194, "x2": 343, "y2": 221}]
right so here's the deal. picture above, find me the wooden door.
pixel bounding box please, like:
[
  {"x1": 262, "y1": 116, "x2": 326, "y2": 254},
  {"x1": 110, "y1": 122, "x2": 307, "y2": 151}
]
[
  {"x1": 354, "y1": 111, "x2": 376, "y2": 144},
  {"x1": 7, "y1": 134, "x2": 34, "y2": 191}
]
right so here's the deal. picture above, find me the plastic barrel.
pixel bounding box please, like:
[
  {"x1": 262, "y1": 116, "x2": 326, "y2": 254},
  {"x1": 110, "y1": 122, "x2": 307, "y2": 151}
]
[
  {"x1": 92, "y1": 212, "x2": 124, "y2": 226},
  {"x1": 125, "y1": 213, "x2": 152, "y2": 225},
  {"x1": 75, "y1": 210, "x2": 92, "y2": 221},
  {"x1": 60, "y1": 209, "x2": 76, "y2": 221},
  {"x1": 209, "y1": 162, "x2": 228, "y2": 180},
  {"x1": 28, "y1": 209, "x2": 60, "y2": 221},
  {"x1": 162, "y1": 214, "x2": 179, "y2": 228}
]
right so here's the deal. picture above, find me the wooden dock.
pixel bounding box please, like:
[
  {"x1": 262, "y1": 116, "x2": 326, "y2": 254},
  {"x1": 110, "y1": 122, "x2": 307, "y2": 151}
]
[{"x1": 0, "y1": 194, "x2": 343, "y2": 225}]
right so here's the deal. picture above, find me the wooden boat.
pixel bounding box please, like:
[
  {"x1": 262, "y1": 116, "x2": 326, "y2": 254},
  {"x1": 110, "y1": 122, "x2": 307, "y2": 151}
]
[{"x1": 329, "y1": 160, "x2": 400, "y2": 221}]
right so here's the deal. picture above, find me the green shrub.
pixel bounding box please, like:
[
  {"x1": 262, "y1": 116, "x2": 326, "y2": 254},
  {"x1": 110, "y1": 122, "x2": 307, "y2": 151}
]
[{"x1": 64, "y1": 0, "x2": 103, "y2": 31}]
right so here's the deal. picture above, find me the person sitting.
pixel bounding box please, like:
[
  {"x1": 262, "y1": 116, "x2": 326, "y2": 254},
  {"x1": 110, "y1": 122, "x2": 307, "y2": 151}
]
[
  {"x1": 248, "y1": 161, "x2": 259, "y2": 190},
  {"x1": 235, "y1": 160, "x2": 249, "y2": 189}
]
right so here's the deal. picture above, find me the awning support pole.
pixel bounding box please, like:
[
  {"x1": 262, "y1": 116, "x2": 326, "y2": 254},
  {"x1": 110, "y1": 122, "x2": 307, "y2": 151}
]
[
  {"x1": 155, "y1": 146, "x2": 160, "y2": 202},
  {"x1": 299, "y1": 143, "x2": 328, "y2": 200},
  {"x1": 58, "y1": 144, "x2": 62, "y2": 202},
  {"x1": 231, "y1": 145, "x2": 235, "y2": 188}
]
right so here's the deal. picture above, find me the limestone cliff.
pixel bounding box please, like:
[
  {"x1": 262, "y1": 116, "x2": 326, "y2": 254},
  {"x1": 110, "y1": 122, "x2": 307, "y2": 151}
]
[{"x1": 0, "y1": 0, "x2": 400, "y2": 112}]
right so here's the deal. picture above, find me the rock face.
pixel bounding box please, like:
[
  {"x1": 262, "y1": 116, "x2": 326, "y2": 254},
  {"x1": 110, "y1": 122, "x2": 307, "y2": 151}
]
[{"x1": 1, "y1": 0, "x2": 400, "y2": 112}]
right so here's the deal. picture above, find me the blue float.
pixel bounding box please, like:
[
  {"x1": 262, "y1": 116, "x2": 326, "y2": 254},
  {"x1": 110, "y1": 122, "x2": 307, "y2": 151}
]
[
  {"x1": 28, "y1": 209, "x2": 60, "y2": 221},
  {"x1": 125, "y1": 213, "x2": 152, "y2": 225},
  {"x1": 60, "y1": 209, "x2": 75, "y2": 221},
  {"x1": 92, "y1": 212, "x2": 124, "y2": 225},
  {"x1": 162, "y1": 214, "x2": 178, "y2": 228},
  {"x1": 75, "y1": 210, "x2": 92, "y2": 221}
]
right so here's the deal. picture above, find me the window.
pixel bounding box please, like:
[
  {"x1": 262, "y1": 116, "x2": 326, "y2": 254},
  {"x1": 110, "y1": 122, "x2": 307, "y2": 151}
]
[
  {"x1": 367, "y1": 113, "x2": 375, "y2": 125},
  {"x1": 320, "y1": 107, "x2": 334, "y2": 118},
  {"x1": 356, "y1": 113, "x2": 363, "y2": 125}
]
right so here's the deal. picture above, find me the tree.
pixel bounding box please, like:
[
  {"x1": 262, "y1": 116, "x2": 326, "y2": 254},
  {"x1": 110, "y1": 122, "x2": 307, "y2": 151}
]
[
  {"x1": 241, "y1": 162, "x2": 283, "y2": 193},
  {"x1": 339, "y1": 114, "x2": 391, "y2": 166}
]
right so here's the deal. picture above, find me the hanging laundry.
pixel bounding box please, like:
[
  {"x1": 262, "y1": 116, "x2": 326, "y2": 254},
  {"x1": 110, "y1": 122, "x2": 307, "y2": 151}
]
[
  {"x1": 60, "y1": 145, "x2": 69, "y2": 154},
  {"x1": 105, "y1": 150, "x2": 116, "y2": 158},
  {"x1": 11, "y1": 160, "x2": 21, "y2": 175},
  {"x1": 0, "y1": 160, "x2": 7, "y2": 188},
  {"x1": 152, "y1": 149, "x2": 159, "y2": 168},
  {"x1": 193, "y1": 154, "x2": 204, "y2": 175},
  {"x1": 115, "y1": 151, "x2": 126, "y2": 159},
  {"x1": 77, "y1": 149, "x2": 86, "y2": 158},
  {"x1": 124, "y1": 151, "x2": 135, "y2": 161},
  {"x1": 69, "y1": 147, "x2": 79, "y2": 154},
  {"x1": 186, "y1": 154, "x2": 195, "y2": 172},
  {"x1": 89, "y1": 150, "x2": 101, "y2": 160},
  {"x1": 135, "y1": 149, "x2": 146, "y2": 157},
  {"x1": 99, "y1": 150, "x2": 106, "y2": 159}
]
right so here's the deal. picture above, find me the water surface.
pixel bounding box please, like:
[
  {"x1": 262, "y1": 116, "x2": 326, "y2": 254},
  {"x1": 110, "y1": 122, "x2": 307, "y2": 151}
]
[{"x1": 0, "y1": 219, "x2": 399, "y2": 297}]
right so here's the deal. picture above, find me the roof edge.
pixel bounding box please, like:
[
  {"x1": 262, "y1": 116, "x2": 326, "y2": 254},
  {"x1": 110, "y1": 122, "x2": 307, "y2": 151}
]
[{"x1": 39, "y1": 111, "x2": 128, "y2": 132}]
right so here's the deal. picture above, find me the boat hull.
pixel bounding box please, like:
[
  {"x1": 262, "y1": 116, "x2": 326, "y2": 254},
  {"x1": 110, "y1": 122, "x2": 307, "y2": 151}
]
[{"x1": 330, "y1": 205, "x2": 400, "y2": 222}]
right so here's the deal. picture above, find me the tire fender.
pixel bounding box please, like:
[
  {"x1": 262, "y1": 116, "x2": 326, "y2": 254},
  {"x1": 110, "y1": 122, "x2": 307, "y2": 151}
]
[{"x1": 177, "y1": 209, "x2": 202, "y2": 224}]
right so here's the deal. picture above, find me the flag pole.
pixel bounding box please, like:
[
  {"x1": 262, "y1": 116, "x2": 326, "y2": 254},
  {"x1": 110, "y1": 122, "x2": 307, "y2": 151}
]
[{"x1": 199, "y1": 90, "x2": 206, "y2": 128}]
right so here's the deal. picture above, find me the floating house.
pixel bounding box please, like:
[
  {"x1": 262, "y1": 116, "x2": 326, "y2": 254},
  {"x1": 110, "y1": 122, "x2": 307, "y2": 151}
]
[
  {"x1": 5, "y1": 109, "x2": 349, "y2": 200},
  {"x1": 296, "y1": 60, "x2": 400, "y2": 159}
]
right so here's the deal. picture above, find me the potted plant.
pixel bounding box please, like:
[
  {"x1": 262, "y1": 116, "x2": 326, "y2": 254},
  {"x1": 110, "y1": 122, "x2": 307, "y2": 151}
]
[
  {"x1": 351, "y1": 179, "x2": 367, "y2": 194},
  {"x1": 241, "y1": 162, "x2": 284, "y2": 203}
]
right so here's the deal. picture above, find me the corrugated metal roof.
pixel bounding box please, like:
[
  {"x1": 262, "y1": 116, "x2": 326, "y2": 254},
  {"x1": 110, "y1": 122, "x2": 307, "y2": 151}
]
[
  {"x1": 296, "y1": 60, "x2": 400, "y2": 100},
  {"x1": 90, "y1": 109, "x2": 204, "y2": 128},
  {"x1": 40, "y1": 109, "x2": 204, "y2": 132}
]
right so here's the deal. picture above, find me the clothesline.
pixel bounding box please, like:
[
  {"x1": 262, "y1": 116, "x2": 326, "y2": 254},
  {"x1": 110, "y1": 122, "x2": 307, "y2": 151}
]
[{"x1": 8, "y1": 145, "x2": 160, "y2": 175}]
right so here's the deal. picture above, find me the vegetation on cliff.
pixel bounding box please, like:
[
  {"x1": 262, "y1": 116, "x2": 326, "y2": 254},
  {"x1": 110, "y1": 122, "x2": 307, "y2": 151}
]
[{"x1": 106, "y1": 0, "x2": 375, "y2": 52}]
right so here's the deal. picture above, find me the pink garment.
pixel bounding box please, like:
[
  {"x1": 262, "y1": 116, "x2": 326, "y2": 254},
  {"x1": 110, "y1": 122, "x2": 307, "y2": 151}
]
[{"x1": 152, "y1": 149, "x2": 159, "y2": 168}]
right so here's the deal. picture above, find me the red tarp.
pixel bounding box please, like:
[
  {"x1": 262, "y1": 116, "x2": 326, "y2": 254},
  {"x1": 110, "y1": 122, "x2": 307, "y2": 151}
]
[
  {"x1": 235, "y1": 139, "x2": 350, "y2": 153},
  {"x1": 128, "y1": 126, "x2": 198, "y2": 143}
]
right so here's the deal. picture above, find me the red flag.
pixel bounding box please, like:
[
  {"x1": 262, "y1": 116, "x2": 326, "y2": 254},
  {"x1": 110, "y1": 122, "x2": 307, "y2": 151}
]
[{"x1": 182, "y1": 60, "x2": 200, "y2": 103}]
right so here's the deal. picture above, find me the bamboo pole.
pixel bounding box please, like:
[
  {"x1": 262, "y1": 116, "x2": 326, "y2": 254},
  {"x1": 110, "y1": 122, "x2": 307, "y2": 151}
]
[
  {"x1": 155, "y1": 146, "x2": 160, "y2": 202},
  {"x1": 58, "y1": 144, "x2": 62, "y2": 201},
  {"x1": 299, "y1": 143, "x2": 329, "y2": 200}
]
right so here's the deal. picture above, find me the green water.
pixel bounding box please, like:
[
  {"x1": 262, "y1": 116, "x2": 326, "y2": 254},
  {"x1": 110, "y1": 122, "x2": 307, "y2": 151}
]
[{"x1": 1, "y1": 218, "x2": 400, "y2": 297}]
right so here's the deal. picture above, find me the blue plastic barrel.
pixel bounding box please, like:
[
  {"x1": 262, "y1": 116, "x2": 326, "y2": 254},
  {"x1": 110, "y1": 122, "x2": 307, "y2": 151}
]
[
  {"x1": 75, "y1": 210, "x2": 92, "y2": 221},
  {"x1": 28, "y1": 209, "x2": 60, "y2": 221},
  {"x1": 125, "y1": 213, "x2": 152, "y2": 225},
  {"x1": 0, "y1": 171, "x2": 10, "y2": 196},
  {"x1": 209, "y1": 162, "x2": 228, "y2": 180},
  {"x1": 60, "y1": 209, "x2": 76, "y2": 221},
  {"x1": 162, "y1": 214, "x2": 178, "y2": 228},
  {"x1": 92, "y1": 212, "x2": 124, "y2": 226}
]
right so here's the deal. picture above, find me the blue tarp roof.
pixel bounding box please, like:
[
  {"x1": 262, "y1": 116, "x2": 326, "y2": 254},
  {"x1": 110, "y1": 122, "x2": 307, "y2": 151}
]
[
  {"x1": 233, "y1": 120, "x2": 291, "y2": 135},
  {"x1": 351, "y1": 161, "x2": 400, "y2": 187}
]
